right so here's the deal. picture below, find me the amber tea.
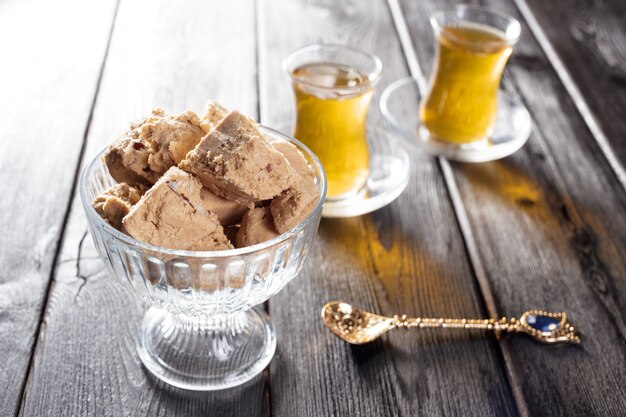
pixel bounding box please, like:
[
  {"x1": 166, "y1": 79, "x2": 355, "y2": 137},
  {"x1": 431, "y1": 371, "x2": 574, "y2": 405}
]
[
  {"x1": 291, "y1": 62, "x2": 373, "y2": 199},
  {"x1": 420, "y1": 22, "x2": 513, "y2": 144}
]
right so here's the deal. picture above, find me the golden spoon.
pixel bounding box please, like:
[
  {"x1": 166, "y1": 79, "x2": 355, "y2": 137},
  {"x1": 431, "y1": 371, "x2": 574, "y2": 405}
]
[{"x1": 322, "y1": 301, "x2": 580, "y2": 345}]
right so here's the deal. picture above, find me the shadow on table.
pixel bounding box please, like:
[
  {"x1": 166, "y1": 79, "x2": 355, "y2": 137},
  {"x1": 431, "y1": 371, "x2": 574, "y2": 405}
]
[
  {"x1": 451, "y1": 154, "x2": 603, "y2": 225},
  {"x1": 349, "y1": 327, "x2": 497, "y2": 361},
  {"x1": 453, "y1": 157, "x2": 544, "y2": 208},
  {"x1": 318, "y1": 210, "x2": 488, "y2": 319}
]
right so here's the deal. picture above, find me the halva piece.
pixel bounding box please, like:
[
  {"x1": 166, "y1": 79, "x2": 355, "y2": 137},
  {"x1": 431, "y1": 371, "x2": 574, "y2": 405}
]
[
  {"x1": 103, "y1": 133, "x2": 158, "y2": 186},
  {"x1": 179, "y1": 110, "x2": 296, "y2": 204},
  {"x1": 199, "y1": 100, "x2": 228, "y2": 133},
  {"x1": 122, "y1": 167, "x2": 233, "y2": 251},
  {"x1": 92, "y1": 183, "x2": 146, "y2": 231},
  {"x1": 267, "y1": 137, "x2": 312, "y2": 175},
  {"x1": 268, "y1": 138, "x2": 320, "y2": 233},
  {"x1": 139, "y1": 108, "x2": 206, "y2": 175},
  {"x1": 104, "y1": 109, "x2": 205, "y2": 186},
  {"x1": 235, "y1": 207, "x2": 279, "y2": 248},
  {"x1": 270, "y1": 178, "x2": 319, "y2": 234}
]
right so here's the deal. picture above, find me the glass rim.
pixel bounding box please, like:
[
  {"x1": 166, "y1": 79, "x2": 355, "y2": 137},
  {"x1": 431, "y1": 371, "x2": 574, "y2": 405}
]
[
  {"x1": 79, "y1": 125, "x2": 328, "y2": 259},
  {"x1": 431, "y1": 4, "x2": 521, "y2": 47},
  {"x1": 283, "y1": 43, "x2": 383, "y2": 91}
]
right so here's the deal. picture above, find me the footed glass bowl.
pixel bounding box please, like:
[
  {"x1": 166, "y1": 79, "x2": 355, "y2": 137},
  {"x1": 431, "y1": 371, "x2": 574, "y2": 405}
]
[{"x1": 79, "y1": 126, "x2": 326, "y2": 391}]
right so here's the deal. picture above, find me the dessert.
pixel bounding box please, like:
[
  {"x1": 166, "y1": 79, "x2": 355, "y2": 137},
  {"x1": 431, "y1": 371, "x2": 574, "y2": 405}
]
[
  {"x1": 139, "y1": 109, "x2": 206, "y2": 175},
  {"x1": 267, "y1": 136, "x2": 311, "y2": 175},
  {"x1": 104, "y1": 109, "x2": 205, "y2": 186},
  {"x1": 123, "y1": 167, "x2": 233, "y2": 251},
  {"x1": 270, "y1": 179, "x2": 319, "y2": 234},
  {"x1": 92, "y1": 183, "x2": 146, "y2": 231},
  {"x1": 199, "y1": 100, "x2": 228, "y2": 132},
  {"x1": 103, "y1": 134, "x2": 156, "y2": 186},
  {"x1": 235, "y1": 207, "x2": 279, "y2": 248},
  {"x1": 180, "y1": 110, "x2": 296, "y2": 204},
  {"x1": 267, "y1": 137, "x2": 319, "y2": 233},
  {"x1": 92, "y1": 103, "x2": 320, "y2": 251}
]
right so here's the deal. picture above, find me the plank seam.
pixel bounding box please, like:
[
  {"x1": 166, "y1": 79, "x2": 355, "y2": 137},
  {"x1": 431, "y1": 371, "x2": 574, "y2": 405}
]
[
  {"x1": 15, "y1": 0, "x2": 122, "y2": 414},
  {"x1": 255, "y1": 0, "x2": 272, "y2": 415},
  {"x1": 385, "y1": 0, "x2": 526, "y2": 415},
  {"x1": 254, "y1": 0, "x2": 262, "y2": 122},
  {"x1": 513, "y1": 0, "x2": 626, "y2": 193}
]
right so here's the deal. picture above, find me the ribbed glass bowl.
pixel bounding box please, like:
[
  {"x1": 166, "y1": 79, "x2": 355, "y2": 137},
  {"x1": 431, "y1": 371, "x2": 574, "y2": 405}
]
[{"x1": 79, "y1": 126, "x2": 326, "y2": 391}]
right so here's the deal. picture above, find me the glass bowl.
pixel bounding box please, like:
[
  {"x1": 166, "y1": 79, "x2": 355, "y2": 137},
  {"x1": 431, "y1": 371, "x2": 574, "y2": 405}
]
[{"x1": 79, "y1": 126, "x2": 326, "y2": 391}]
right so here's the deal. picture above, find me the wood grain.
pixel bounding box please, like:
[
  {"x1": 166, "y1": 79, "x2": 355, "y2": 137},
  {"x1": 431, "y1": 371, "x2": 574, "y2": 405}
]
[
  {"x1": 394, "y1": 0, "x2": 626, "y2": 415},
  {"x1": 258, "y1": 0, "x2": 517, "y2": 416},
  {"x1": 0, "y1": 0, "x2": 118, "y2": 415},
  {"x1": 19, "y1": 0, "x2": 264, "y2": 416},
  {"x1": 519, "y1": 0, "x2": 626, "y2": 185}
]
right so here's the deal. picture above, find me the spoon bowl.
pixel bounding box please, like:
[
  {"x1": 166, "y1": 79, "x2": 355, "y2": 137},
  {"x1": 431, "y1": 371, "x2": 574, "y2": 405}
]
[{"x1": 321, "y1": 301, "x2": 394, "y2": 344}]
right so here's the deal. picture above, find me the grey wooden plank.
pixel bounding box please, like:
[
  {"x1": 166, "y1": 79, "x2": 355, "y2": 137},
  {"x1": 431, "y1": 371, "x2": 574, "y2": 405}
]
[
  {"x1": 0, "y1": 0, "x2": 118, "y2": 415},
  {"x1": 257, "y1": 1, "x2": 518, "y2": 416},
  {"x1": 19, "y1": 0, "x2": 265, "y2": 416},
  {"x1": 393, "y1": 0, "x2": 626, "y2": 415},
  {"x1": 518, "y1": 0, "x2": 626, "y2": 188}
]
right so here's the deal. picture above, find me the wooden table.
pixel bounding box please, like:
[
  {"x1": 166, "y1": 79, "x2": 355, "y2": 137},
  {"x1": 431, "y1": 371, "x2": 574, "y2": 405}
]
[{"x1": 2, "y1": 0, "x2": 625, "y2": 416}]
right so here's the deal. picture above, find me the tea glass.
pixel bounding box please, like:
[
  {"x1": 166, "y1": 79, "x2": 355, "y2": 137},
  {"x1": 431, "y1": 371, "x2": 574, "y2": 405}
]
[
  {"x1": 80, "y1": 127, "x2": 326, "y2": 391},
  {"x1": 284, "y1": 44, "x2": 382, "y2": 201},
  {"x1": 420, "y1": 5, "x2": 521, "y2": 146},
  {"x1": 380, "y1": 5, "x2": 530, "y2": 162}
]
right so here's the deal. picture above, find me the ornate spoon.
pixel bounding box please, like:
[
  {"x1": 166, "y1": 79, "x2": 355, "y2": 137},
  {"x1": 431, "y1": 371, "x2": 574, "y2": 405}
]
[{"x1": 322, "y1": 301, "x2": 580, "y2": 345}]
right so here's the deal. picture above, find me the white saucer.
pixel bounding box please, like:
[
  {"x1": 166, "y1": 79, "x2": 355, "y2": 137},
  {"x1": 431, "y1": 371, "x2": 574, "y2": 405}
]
[
  {"x1": 269, "y1": 123, "x2": 410, "y2": 218},
  {"x1": 380, "y1": 77, "x2": 532, "y2": 163}
]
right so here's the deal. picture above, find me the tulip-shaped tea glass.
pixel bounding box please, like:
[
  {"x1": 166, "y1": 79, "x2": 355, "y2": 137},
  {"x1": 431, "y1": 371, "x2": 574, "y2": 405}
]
[
  {"x1": 421, "y1": 5, "x2": 521, "y2": 145},
  {"x1": 80, "y1": 127, "x2": 326, "y2": 391},
  {"x1": 284, "y1": 44, "x2": 411, "y2": 217},
  {"x1": 381, "y1": 5, "x2": 531, "y2": 162}
]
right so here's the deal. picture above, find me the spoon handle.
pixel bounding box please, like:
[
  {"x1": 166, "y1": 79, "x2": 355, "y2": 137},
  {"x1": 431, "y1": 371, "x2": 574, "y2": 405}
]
[
  {"x1": 392, "y1": 310, "x2": 580, "y2": 344},
  {"x1": 393, "y1": 316, "x2": 504, "y2": 330}
]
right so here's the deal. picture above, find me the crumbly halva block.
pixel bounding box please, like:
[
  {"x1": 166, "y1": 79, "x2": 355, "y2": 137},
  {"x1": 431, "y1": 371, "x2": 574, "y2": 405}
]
[
  {"x1": 179, "y1": 110, "x2": 297, "y2": 204},
  {"x1": 268, "y1": 138, "x2": 320, "y2": 233},
  {"x1": 199, "y1": 100, "x2": 228, "y2": 133},
  {"x1": 122, "y1": 167, "x2": 233, "y2": 251},
  {"x1": 92, "y1": 183, "x2": 146, "y2": 231},
  {"x1": 103, "y1": 109, "x2": 205, "y2": 186},
  {"x1": 235, "y1": 207, "x2": 279, "y2": 248},
  {"x1": 270, "y1": 177, "x2": 319, "y2": 234},
  {"x1": 139, "y1": 108, "x2": 206, "y2": 175},
  {"x1": 267, "y1": 137, "x2": 312, "y2": 176},
  {"x1": 103, "y1": 133, "x2": 158, "y2": 186}
]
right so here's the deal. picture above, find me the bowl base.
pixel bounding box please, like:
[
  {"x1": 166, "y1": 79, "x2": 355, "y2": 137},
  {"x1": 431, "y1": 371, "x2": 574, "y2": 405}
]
[{"x1": 137, "y1": 306, "x2": 276, "y2": 391}]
